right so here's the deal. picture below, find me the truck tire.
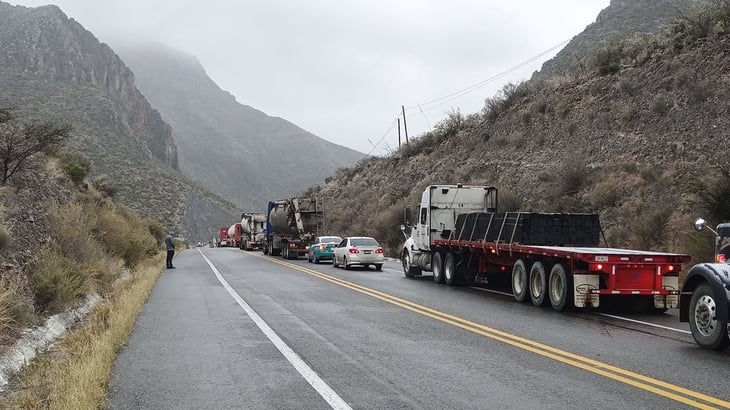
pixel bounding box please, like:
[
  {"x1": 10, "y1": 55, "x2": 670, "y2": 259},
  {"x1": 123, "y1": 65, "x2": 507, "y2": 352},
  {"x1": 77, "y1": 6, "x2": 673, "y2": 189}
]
[
  {"x1": 444, "y1": 253, "x2": 461, "y2": 286},
  {"x1": 512, "y1": 259, "x2": 530, "y2": 303},
  {"x1": 402, "y1": 250, "x2": 422, "y2": 278},
  {"x1": 529, "y1": 261, "x2": 549, "y2": 307},
  {"x1": 432, "y1": 252, "x2": 445, "y2": 284},
  {"x1": 548, "y1": 263, "x2": 573, "y2": 311},
  {"x1": 689, "y1": 283, "x2": 730, "y2": 350}
]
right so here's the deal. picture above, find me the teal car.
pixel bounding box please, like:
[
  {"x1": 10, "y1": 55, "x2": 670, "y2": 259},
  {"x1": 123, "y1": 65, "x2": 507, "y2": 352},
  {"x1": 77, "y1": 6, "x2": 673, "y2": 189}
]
[{"x1": 307, "y1": 236, "x2": 342, "y2": 264}]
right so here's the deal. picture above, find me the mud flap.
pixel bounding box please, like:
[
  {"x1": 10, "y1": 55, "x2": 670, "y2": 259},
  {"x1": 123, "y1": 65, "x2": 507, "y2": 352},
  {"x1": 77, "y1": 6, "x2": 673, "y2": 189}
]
[
  {"x1": 574, "y1": 274, "x2": 600, "y2": 308},
  {"x1": 655, "y1": 276, "x2": 679, "y2": 309}
]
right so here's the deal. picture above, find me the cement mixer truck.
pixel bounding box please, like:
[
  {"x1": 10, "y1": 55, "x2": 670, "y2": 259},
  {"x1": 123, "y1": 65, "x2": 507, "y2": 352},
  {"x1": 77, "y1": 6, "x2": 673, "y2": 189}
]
[
  {"x1": 263, "y1": 198, "x2": 324, "y2": 259},
  {"x1": 240, "y1": 212, "x2": 266, "y2": 251}
]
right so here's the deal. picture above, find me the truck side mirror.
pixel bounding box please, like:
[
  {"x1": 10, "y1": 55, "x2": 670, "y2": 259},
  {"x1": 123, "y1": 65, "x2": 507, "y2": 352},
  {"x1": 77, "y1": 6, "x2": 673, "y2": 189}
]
[
  {"x1": 694, "y1": 218, "x2": 707, "y2": 232},
  {"x1": 403, "y1": 207, "x2": 411, "y2": 227}
]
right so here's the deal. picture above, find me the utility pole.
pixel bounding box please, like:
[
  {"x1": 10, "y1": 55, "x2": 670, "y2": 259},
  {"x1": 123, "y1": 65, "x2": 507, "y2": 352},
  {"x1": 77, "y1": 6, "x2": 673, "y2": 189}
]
[
  {"x1": 401, "y1": 105, "x2": 409, "y2": 144},
  {"x1": 397, "y1": 118, "x2": 401, "y2": 149}
]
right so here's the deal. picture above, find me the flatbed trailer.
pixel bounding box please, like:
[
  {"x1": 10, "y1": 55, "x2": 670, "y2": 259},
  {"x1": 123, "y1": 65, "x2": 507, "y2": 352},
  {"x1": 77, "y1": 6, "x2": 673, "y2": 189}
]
[
  {"x1": 400, "y1": 184, "x2": 692, "y2": 312},
  {"x1": 432, "y1": 238, "x2": 690, "y2": 310}
]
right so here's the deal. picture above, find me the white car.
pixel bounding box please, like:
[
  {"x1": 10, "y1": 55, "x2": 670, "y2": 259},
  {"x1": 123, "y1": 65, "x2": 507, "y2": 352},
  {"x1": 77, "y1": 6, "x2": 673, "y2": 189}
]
[{"x1": 333, "y1": 237, "x2": 385, "y2": 271}]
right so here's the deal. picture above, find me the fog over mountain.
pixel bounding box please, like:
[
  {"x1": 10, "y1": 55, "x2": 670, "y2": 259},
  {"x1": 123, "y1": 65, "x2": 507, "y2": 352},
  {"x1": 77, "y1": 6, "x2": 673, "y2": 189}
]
[{"x1": 114, "y1": 43, "x2": 364, "y2": 210}]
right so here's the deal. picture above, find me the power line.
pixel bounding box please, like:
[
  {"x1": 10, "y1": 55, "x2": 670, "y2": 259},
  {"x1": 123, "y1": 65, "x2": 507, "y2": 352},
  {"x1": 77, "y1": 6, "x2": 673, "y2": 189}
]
[
  {"x1": 365, "y1": 38, "x2": 572, "y2": 156},
  {"x1": 404, "y1": 38, "x2": 571, "y2": 115}
]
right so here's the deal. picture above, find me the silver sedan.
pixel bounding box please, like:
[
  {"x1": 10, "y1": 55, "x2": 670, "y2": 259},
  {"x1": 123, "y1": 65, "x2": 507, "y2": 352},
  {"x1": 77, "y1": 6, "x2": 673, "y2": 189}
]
[{"x1": 332, "y1": 237, "x2": 385, "y2": 271}]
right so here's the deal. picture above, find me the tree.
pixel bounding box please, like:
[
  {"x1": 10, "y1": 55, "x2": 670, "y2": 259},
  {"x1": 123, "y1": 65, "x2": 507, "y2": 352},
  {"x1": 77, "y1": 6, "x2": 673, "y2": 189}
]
[{"x1": 0, "y1": 109, "x2": 72, "y2": 184}]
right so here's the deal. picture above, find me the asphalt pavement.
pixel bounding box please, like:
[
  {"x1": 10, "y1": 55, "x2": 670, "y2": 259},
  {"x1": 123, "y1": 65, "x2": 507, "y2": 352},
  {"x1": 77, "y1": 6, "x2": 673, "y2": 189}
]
[{"x1": 107, "y1": 248, "x2": 730, "y2": 409}]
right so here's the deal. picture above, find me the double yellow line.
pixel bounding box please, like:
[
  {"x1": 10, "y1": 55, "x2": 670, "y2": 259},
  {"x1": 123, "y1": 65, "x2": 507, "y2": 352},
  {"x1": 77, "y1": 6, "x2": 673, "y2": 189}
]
[{"x1": 256, "y1": 254, "x2": 730, "y2": 409}]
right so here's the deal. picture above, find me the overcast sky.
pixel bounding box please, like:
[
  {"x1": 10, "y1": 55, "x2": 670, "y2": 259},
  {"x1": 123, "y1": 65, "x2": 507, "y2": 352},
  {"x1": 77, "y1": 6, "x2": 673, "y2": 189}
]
[{"x1": 11, "y1": 0, "x2": 610, "y2": 155}]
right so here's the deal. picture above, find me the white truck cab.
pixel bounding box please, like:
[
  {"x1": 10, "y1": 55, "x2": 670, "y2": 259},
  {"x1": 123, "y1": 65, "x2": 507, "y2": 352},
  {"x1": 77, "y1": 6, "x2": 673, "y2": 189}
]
[{"x1": 401, "y1": 184, "x2": 497, "y2": 276}]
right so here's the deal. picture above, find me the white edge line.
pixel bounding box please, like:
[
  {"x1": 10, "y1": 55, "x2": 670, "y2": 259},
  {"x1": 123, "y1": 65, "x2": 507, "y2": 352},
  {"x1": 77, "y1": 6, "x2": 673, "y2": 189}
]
[
  {"x1": 197, "y1": 249, "x2": 353, "y2": 410},
  {"x1": 595, "y1": 313, "x2": 692, "y2": 335},
  {"x1": 468, "y1": 286, "x2": 692, "y2": 335},
  {"x1": 469, "y1": 286, "x2": 513, "y2": 297}
]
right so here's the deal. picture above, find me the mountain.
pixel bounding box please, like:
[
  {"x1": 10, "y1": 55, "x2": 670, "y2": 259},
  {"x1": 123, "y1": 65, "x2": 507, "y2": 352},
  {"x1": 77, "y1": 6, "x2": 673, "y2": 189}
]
[
  {"x1": 307, "y1": 1, "x2": 730, "y2": 266},
  {"x1": 0, "y1": 2, "x2": 237, "y2": 241},
  {"x1": 113, "y1": 43, "x2": 364, "y2": 210},
  {"x1": 536, "y1": 0, "x2": 698, "y2": 78}
]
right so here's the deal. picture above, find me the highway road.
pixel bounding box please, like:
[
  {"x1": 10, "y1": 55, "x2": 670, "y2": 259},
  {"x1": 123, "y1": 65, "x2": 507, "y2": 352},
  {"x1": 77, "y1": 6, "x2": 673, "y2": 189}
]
[{"x1": 108, "y1": 247, "x2": 730, "y2": 409}]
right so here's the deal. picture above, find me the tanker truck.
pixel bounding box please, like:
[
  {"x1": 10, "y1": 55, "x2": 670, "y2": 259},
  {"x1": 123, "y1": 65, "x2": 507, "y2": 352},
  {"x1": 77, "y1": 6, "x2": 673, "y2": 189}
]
[
  {"x1": 240, "y1": 212, "x2": 266, "y2": 251},
  {"x1": 228, "y1": 223, "x2": 243, "y2": 248},
  {"x1": 263, "y1": 198, "x2": 324, "y2": 259}
]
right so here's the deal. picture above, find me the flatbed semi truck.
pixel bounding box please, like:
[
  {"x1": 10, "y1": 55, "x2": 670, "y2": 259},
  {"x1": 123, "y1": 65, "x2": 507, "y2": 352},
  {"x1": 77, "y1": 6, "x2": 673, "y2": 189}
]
[{"x1": 401, "y1": 184, "x2": 691, "y2": 312}]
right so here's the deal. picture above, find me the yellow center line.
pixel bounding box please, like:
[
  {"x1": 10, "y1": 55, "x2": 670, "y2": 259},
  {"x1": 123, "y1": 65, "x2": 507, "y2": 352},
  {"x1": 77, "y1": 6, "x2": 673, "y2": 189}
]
[{"x1": 253, "y1": 253, "x2": 730, "y2": 409}]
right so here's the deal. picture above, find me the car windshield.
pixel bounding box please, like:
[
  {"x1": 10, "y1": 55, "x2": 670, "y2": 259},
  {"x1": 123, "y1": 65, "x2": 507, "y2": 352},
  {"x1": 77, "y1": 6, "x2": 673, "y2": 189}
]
[
  {"x1": 350, "y1": 237, "x2": 379, "y2": 247},
  {"x1": 318, "y1": 236, "x2": 341, "y2": 244}
]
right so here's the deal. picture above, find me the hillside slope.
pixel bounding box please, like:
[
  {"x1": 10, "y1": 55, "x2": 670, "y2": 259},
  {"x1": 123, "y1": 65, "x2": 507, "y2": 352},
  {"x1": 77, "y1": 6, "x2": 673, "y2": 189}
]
[
  {"x1": 114, "y1": 43, "x2": 364, "y2": 210},
  {"x1": 0, "y1": 2, "x2": 237, "y2": 241},
  {"x1": 536, "y1": 0, "x2": 698, "y2": 77},
  {"x1": 311, "y1": 5, "x2": 730, "y2": 264}
]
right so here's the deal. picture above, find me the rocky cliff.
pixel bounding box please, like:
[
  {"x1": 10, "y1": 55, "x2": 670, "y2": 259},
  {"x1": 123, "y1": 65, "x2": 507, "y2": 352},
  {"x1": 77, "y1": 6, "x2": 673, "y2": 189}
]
[
  {"x1": 114, "y1": 43, "x2": 363, "y2": 210},
  {"x1": 0, "y1": 2, "x2": 237, "y2": 241},
  {"x1": 0, "y1": 2, "x2": 177, "y2": 168}
]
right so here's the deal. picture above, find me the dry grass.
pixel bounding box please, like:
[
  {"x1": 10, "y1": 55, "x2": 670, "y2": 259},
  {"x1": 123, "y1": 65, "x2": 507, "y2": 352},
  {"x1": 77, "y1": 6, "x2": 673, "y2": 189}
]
[{"x1": 0, "y1": 253, "x2": 164, "y2": 409}]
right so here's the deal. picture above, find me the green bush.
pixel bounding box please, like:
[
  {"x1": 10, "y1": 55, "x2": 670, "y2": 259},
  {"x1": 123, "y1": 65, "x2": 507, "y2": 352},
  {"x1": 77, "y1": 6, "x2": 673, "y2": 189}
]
[
  {"x1": 593, "y1": 42, "x2": 623, "y2": 76},
  {"x1": 59, "y1": 152, "x2": 91, "y2": 185},
  {"x1": 651, "y1": 96, "x2": 671, "y2": 115}
]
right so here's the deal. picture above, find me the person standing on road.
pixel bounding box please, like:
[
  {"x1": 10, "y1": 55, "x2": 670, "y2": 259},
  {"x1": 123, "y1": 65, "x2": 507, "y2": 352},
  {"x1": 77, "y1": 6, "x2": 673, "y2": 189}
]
[{"x1": 165, "y1": 232, "x2": 176, "y2": 269}]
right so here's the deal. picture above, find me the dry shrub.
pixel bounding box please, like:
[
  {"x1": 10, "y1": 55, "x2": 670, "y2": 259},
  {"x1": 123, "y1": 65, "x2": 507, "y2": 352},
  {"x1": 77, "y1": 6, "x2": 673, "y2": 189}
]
[
  {"x1": 0, "y1": 222, "x2": 9, "y2": 251},
  {"x1": 0, "y1": 289, "x2": 14, "y2": 342},
  {"x1": 498, "y1": 189, "x2": 522, "y2": 212},
  {"x1": 96, "y1": 206, "x2": 158, "y2": 268},
  {"x1": 584, "y1": 175, "x2": 623, "y2": 209},
  {"x1": 0, "y1": 285, "x2": 36, "y2": 342},
  {"x1": 47, "y1": 201, "x2": 104, "y2": 263},
  {"x1": 629, "y1": 205, "x2": 674, "y2": 251},
  {"x1": 31, "y1": 249, "x2": 88, "y2": 313},
  {"x1": 614, "y1": 103, "x2": 637, "y2": 122},
  {"x1": 370, "y1": 198, "x2": 409, "y2": 256}
]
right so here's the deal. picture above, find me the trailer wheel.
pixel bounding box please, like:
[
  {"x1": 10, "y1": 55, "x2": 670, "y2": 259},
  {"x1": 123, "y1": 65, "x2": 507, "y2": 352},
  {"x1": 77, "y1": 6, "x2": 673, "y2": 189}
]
[
  {"x1": 511, "y1": 260, "x2": 530, "y2": 303},
  {"x1": 529, "y1": 261, "x2": 549, "y2": 307},
  {"x1": 548, "y1": 263, "x2": 573, "y2": 311},
  {"x1": 444, "y1": 253, "x2": 461, "y2": 286},
  {"x1": 432, "y1": 252, "x2": 445, "y2": 284},
  {"x1": 402, "y1": 250, "x2": 422, "y2": 278},
  {"x1": 689, "y1": 283, "x2": 730, "y2": 350}
]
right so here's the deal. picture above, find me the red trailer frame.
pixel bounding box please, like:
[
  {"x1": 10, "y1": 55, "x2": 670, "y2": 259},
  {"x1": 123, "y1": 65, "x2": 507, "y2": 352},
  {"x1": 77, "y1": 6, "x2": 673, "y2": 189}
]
[{"x1": 432, "y1": 238, "x2": 691, "y2": 309}]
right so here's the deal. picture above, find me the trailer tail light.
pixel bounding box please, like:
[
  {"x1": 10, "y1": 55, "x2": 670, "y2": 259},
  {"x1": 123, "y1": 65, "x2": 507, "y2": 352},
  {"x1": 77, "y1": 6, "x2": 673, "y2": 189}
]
[
  {"x1": 717, "y1": 254, "x2": 727, "y2": 263},
  {"x1": 589, "y1": 263, "x2": 605, "y2": 272},
  {"x1": 349, "y1": 248, "x2": 360, "y2": 254},
  {"x1": 375, "y1": 248, "x2": 384, "y2": 254}
]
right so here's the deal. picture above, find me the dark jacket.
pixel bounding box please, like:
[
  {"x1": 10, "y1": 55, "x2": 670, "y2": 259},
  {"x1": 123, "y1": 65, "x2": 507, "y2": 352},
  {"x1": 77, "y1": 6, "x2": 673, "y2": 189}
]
[{"x1": 165, "y1": 235, "x2": 175, "y2": 251}]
